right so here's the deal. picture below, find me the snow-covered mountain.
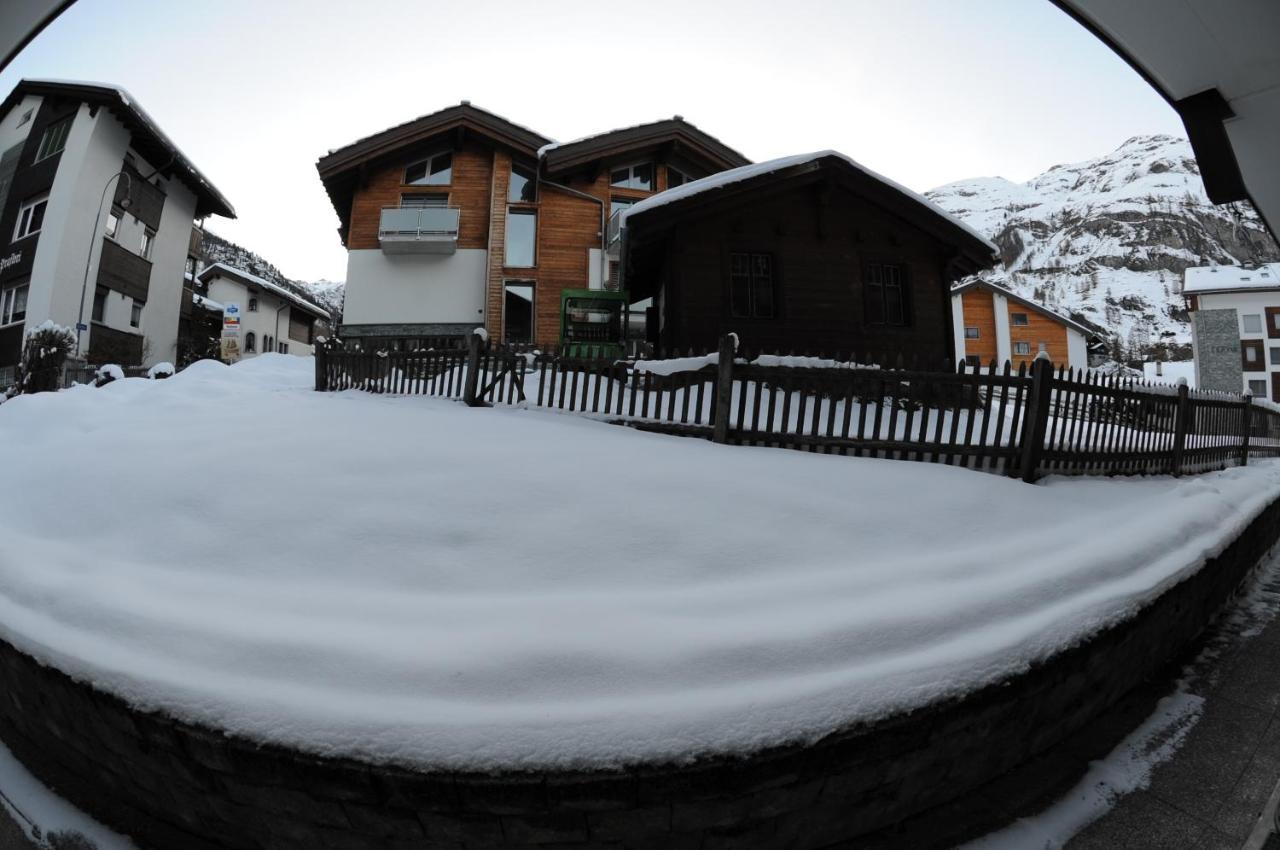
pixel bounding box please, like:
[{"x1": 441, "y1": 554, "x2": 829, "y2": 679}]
[
  {"x1": 926, "y1": 135, "x2": 1278, "y2": 362},
  {"x1": 200, "y1": 230, "x2": 345, "y2": 320}
]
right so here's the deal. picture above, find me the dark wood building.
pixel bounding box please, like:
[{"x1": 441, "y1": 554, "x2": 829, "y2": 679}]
[{"x1": 620, "y1": 152, "x2": 998, "y2": 360}]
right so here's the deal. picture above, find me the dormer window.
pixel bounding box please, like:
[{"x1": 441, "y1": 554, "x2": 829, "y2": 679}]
[
  {"x1": 668, "y1": 167, "x2": 691, "y2": 188},
  {"x1": 610, "y1": 162, "x2": 654, "y2": 191},
  {"x1": 405, "y1": 152, "x2": 452, "y2": 186}
]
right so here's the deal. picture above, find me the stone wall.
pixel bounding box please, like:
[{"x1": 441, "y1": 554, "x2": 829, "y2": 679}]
[{"x1": 1, "y1": 492, "x2": 1278, "y2": 849}]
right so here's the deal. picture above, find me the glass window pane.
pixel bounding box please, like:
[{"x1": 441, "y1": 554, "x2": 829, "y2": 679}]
[
  {"x1": 668, "y1": 168, "x2": 686, "y2": 188},
  {"x1": 505, "y1": 209, "x2": 536, "y2": 267},
  {"x1": 610, "y1": 197, "x2": 636, "y2": 216},
  {"x1": 503, "y1": 283, "x2": 534, "y2": 343},
  {"x1": 401, "y1": 194, "x2": 447, "y2": 208},
  {"x1": 1250, "y1": 380, "x2": 1267, "y2": 396},
  {"x1": 729, "y1": 253, "x2": 751, "y2": 318},
  {"x1": 610, "y1": 168, "x2": 629, "y2": 187},
  {"x1": 751, "y1": 254, "x2": 774, "y2": 318},
  {"x1": 12, "y1": 285, "x2": 26, "y2": 322},
  {"x1": 427, "y1": 152, "x2": 452, "y2": 185},
  {"x1": 1012, "y1": 313, "x2": 1029, "y2": 326},
  {"x1": 1243, "y1": 314, "x2": 1263, "y2": 333},
  {"x1": 509, "y1": 163, "x2": 536, "y2": 203},
  {"x1": 884, "y1": 282, "x2": 903, "y2": 325},
  {"x1": 405, "y1": 161, "x2": 427, "y2": 184},
  {"x1": 633, "y1": 163, "x2": 654, "y2": 190}
]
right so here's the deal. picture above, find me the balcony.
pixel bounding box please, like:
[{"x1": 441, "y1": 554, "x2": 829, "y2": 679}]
[
  {"x1": 606, "y1": 210, "x2": 624, "y2": 257},
  {"x1": 378, "y1": 206, "x2": 460, "y2": 254}
]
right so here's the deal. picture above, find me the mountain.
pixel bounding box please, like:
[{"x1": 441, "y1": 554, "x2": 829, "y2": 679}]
[
  {"x1": 200, "y1": 230, "x2": 345, "y2": 320},
  {"x1": 926, "y1": 135, "x2": 1278, "y2": 362}
]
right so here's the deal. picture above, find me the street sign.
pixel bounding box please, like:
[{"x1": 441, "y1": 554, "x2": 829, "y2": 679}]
[{"x1": 75, "y1": 323, "x2": 87, "y2": 331}]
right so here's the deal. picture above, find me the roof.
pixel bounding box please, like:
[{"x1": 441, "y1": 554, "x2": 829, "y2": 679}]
[
  {"x1": 192, "y1": 292, "x2": 224, "y2": 312},
  {"x1": 540, "y1": 116, "x2": 750, "y2": 176},
  {"x1": 1182, "y1": 262, "x2": 1280, "y2": 295},
  {"x1": 951, "y1": 278, "x2": 1096, "y2": 337},
  {"x1": 197, "y1": 263, "x2": 330, "y2": 320},
  {"x1": 1049, "y1": 0, "x2": 1279, "y2": 242},
  {"x1": 622, "y1": 150, "x2": 999, "y2": 260},
  {"x1": 1, "y1": 79, "x2": 235, "y2": 219},
  {"x1": 316, "y1": 101, "x2": 551, "y2": 242}
]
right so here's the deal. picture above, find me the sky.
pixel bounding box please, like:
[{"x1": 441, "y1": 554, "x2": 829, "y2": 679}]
[{"x1": 1, "y1": 0, "x2": 1184, "y2": 283}]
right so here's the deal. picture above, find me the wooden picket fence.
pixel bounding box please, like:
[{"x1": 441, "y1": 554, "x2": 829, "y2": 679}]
[{"x1": 314, "y1": 335, "x2": 1280, "y2": 482}]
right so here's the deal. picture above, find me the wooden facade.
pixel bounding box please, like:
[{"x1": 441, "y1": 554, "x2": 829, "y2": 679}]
[
  {"x1": 622, "y1": 156, "x2": 997, "y2": 359},
  {"x1": 960, "y1": 290, "x2": 999, "y2": 363},
  {"x1": 953, "y1": 279, "x2": 1091, "y2": 369}
]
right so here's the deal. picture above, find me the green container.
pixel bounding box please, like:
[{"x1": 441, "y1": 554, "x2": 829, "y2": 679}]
[{"x1": 560, "y1": 289, "x2": 629, "y2": 359}]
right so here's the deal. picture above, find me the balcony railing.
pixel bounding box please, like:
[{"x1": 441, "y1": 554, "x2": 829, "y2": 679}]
[
  {"x1": 607, "y1": 210, "x2": 624, "y2": 256},
  {"x1": 379, "y1": 206, "x2": 460, "y2": 254}
]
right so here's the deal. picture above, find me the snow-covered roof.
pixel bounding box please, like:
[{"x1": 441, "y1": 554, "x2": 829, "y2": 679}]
[
  {"x1": 191, "y1": 293, "x2": 224, "y2": 312},
  {"x1": 7, "y1": 79, "x2": 235, "y2": 219},
  {"x1": 621, "y1": 150, "x2": 1000, "y2": 258},
  {"x1": 1182, "y1": 262, "x2": 1280, "y2": 295},
  {"x1": 197, "y1": 263, "x2": 329, "y2": 319}
]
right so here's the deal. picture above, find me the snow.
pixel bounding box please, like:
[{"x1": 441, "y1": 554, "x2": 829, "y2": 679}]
[
  {"x1": 632, "y1": 353, "x2": 717, "y2": 374},
  {"x1": 146, "y1": 362, "x2": 174, "y2": 379},
  {"x1": 191, "y1": 293, "x2": 223, "y2": 312},
  {"x1": 1182, "y1": 262, "x2": 1280, "y2": 294},
  {"x1": 198, "y1": 263, "x2": 329, "y2": 319},
  {"x1": 0, "y1": 738, "x2": 136, "y2": 850},
  {"x1": 1142, "y1": 360, "x2": 1196, "y2": 387},
  {"x1": 621, "y1": 151, "x2": 999, "y2": 256},
  {"x1": 96, "y1": 364, "x2": 124, "y2": 382},
  {"x1": 0, "y1": 354, "x2": 1277, "y2": 772}
]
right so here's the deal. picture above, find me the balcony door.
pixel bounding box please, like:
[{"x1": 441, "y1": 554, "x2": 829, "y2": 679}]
[{"x1": 504, "y1": 281, "x2": 535, "y2": 344}]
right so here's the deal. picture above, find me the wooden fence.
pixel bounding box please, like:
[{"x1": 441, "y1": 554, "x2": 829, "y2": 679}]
[{"x1": 314, "y1": 335, "x2": 1280, "y2": 482}]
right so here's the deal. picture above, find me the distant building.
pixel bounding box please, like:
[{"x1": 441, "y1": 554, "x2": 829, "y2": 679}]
[
  {"x1": 197, "y1": 263, "x2": 329, "y2": 359},
  {"x1": 951, "y1": 278, "x2": 1091, "y2": 369},
  {"x1": 1183, "y1": 262, "x2": 1280, "y2": 399},
  {"x1": 316, "y1": 103, "x2": 748, "y2": 350},
  {"x1": 0, "y1": 79, "x2": 234, "y2": 376},
  {"x1": 619, "y1": 152, "x2": 998, "y2": 358},
  {"x1": 1142, "y1": 359, "x2": 1196, "y2": 386}
]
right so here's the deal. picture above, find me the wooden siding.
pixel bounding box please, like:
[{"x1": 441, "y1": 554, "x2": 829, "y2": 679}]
[
  {"x1": 115, "y1": 162, "x2": 166, "y2": 230},
  {"x1": 1008, "y1": 307, "x2": 1068, "y2": 368},
  {"x1": 960, "y1": 291, "x2": 998, "y2": 363},
  {"x1": 96, "y1": 238, "x2": 151, "y2": 303},
  {"x1": 346, "y1": 140, "x2": 494, "y2": 251},
  {"x1": 643, "y1": 183, "x2": 954, "y2": 359},
  {"x1": 288, "y1": 308, "x2": 313, "y2": 344}
]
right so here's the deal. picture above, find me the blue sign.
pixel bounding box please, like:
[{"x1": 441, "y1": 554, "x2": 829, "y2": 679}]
[{"x1": 76, "y1": 323, "x2": 87, "y2": 331}]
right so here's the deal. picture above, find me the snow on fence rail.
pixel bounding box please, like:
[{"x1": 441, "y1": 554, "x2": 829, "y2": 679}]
[{"x1": 314, "y1": 335, "x2": 1280, "y2": 482}]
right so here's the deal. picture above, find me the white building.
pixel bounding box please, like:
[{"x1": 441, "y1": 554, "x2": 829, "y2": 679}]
[
  {"x1": 197, "y1": 263, "x2": 329, "y2": 359},
  {"x1": 1183, "y1": 262, "x2": 1280, "y2": 400},
  {"x1": 0, "y1": 79, "x2": 234, "y2": 378}
]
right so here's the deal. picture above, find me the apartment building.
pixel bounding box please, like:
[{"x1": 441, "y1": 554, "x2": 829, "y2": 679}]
[
  {"x1": 316, "y1": 103, "x2": 747, "y2": 350},
  {"x1": 0, "y1": 79, "x2": 234, "y2": 374},
  {"x1": 1184, "y1": 262, "x2": 1280, "y2": 399}
]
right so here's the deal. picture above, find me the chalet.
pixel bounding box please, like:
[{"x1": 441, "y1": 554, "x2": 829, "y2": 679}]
[
  {"x1": 951, "y1": 278, "x2": 1091, "y2": 369},
  {"x1": 197, "y1": 263, "x2": 329, "y2": 360},
  {"x1": 316, "y1": 103, "x2": 747, "y2": 350},
  {"x1": 617, "y1": 152, "x2": 999, "y2": 359},
  {"x1": 0, "y1": 79, "x2": 234, "y2": 380},
  {"x1": 1182, "y1": 262, "x2": 1280, "y2": 399}
]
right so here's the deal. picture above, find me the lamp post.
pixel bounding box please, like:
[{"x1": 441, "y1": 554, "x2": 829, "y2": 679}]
[{"x1": 75, "y1": 171, "x2": 132, "y2": 357}]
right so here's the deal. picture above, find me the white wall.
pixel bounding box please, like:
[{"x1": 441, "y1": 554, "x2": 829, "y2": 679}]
[
  {"x1": 1195, "y1": 289, "x2": 1280, "y2": 397},
  {"x1": 206, "y1": 274, "x2": 316, "y2": 358},
  {"x1": 950, "y1": 294, "x2": 967, "y2": 362},
  {"x1": 144, "y1": 175, "x2": 197, "y2": 366},
  {"x1": 1067, "y1": 328, "x2": 1088, "y2": 368},
  {"x1": 992, "y1": 292, "x2": 1012, "y2": 364},
  {"x1": 588, "y1": 248, "x2": 604, "y2": 290},
  {"x1": 342, "y1": 248, "x2": 487, "y2": 326}
]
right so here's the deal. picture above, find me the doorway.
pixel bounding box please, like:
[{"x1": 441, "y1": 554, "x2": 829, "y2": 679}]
[{"x1": 504, "y1": 281, "x2": 534, "y2": 344}]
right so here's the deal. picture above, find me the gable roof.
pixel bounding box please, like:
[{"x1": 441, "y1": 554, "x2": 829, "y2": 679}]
[
  {"x1": 951, "y1": 278, "x2": 1095, "y2": 337},
  {"x1": 197, "y1": 263, "x2": 330, "y2": 321},
  {"x1": 622, "y1": 150, "x2": 999, "y2": 270},
  {"x1": 1, "y1": 79, "x2": 235, "y2": 219},
  {"x1": 1182, "y1": 261, "x2": 1280, "y2": 295},
  {"x1": 541, "y1": 116, "x2": 750, "y2": 177}
]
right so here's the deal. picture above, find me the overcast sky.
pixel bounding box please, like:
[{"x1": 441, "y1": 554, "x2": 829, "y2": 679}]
[{"x1": 2, "y1": 0, "x2": 1183, "y2": 282}]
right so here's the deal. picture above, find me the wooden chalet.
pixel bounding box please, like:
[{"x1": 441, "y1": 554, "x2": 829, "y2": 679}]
[
  {"x1": 618, "y1": 152, "x2": 999, "y2": 359},
  {"x1": 951, "y1": 278, "x2": 1093, "y2": 369}
]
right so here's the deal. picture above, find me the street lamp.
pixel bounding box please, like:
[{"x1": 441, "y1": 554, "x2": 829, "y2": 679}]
[{"x1": 75, "y1": 170, "x2": 133, "y2": 357}]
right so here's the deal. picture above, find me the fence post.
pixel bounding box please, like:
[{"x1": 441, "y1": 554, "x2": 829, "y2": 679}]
[
  {"x1": 463, "y1": 330, "x2": 484, "y2": 407},
  {"x1": 1240, "y1": 392, "x2": 1253, "y2": 466},
  {"x1": 1170, "y1": 378, "x2": 1189, "y2": 475},
  {"x1": 1016, "y1": 353, "x2": 1054, "y2": 483},
  {"x1": 314, "y1": 342, "x2": 328, "y2": 392},
  {"x1": 712, "y1": 333, "x2": 738, "y2": 444}
]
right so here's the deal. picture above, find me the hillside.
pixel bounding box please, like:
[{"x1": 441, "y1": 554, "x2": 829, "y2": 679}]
[
  {"x1": 926, "y1": 135, "x2": 1278, "y2": 362},
  {"x1": 200, "y1": 231, "x2": 345, "y2": 319}
]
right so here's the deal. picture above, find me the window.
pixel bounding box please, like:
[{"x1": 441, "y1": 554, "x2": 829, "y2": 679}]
[
  {"x1": 965, "y1": 355, "x2": 982, "y2": 368},
  {"x1": 509, "y1": 162, "x2": 537, "y2": 203},
  {"x1": 610, "y1": 162, "x2": 654, "y2": 191},
  {"x1": 400, "y1": 193, "x2": 448, "y2": 208},
  {"x1": 503, "y1": 281, "x2": 534, "y2": 344},
  {"x1": 185, "y1": 255, "x2": 197, "y2": 277},
  {"x1": 1011, "y1": 312, "x2": 1030, "y2": 326},
  {"x1": 248, "y1": 297, "x2": 259, "y2": 312},
  {"x1": 1013, "y1": 341, "x2": 1031, "y2": 356},
  {"x1": 1268, "y1": 307, "x2": 1280, "y2": 339},
  {"x1": 0, "y1": 283, "x2": 27, "y2": 325},
  {"x1": 130, "y1": 301, "x2": 142, "y2": 328},
  {"x1": 92, "y1": 287, "x2": 107, "y2": 322},
  {"x1": 404, "y1": 152, "x2": 452, "y2": 186},
  {"x1": 1271, "y1": 347, "x2": 1280, "y2": 366},
  {"x1": 505, "y1": 208, "x2": 536, "y2": 267},
  {"x1": 17, "y1": 109, "x2": 32, "y2": 127},
  {"x1": 34, "y1": 117, "x2": 72, "y2": 162},
  {"x1": 105, "y1": 207, "x2": 122, "y2": 239},
  {"x1": 244, "y1": 331, "x2": 256, "y2": 353},
  {"x1": 863, "y1": 263, "x2": 907, "y2": 326},
  {"x1": 610, "y1": 197, "x2": 637, "y2": 217},
  {"x1": 964, "y1": 327, "x2": 980, "y2": 339},
  {"x1": 1242, "y1": 339, "x2": 1265, "y2": 371},
  {"x1": 265, "y1": 335, "x2": 274, "y2": 353},
  {"x1": 667, "y1": 167, "x2": 691, "y2": 188},
  {"x1": 13, "y1": 193, "x2": 48, "y2": 241},
  {"x1": 279, "y1": 342, "x2": 288, "y2": 354},
  {"x1": 729, "y1": 252, "x2": 776, "y2": 319},
  {"x1": 1249, "y1": 379, "x2": 1267, "y2": 397},
  {"x1": 1243, "y1": 314, "x2": 1263, "y2": 333},
  {"x1": 139, "y1": 228, "x2": 155, "y2": 260}
]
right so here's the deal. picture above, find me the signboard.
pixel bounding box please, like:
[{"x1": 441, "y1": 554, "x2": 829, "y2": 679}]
[
  {"x1": 222, "y1": 302, "x2": 241, "y2": 335},
  {"x1": 220, "y1": 337, "x2": 241, "y2": 361}
]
